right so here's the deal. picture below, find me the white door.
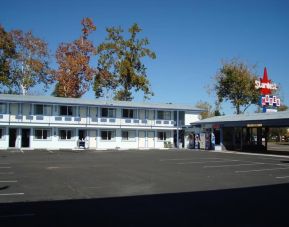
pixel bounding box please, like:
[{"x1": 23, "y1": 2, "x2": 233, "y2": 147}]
[
  {"x1": 138, "y1": 131, "x2": 146, "y2": 148},
  {"x1": 89, "y1": 130, "x2": 97, "y2": 149},
  {"x1": 147, "y1": 131, "x2": 155, "y2": 148}
]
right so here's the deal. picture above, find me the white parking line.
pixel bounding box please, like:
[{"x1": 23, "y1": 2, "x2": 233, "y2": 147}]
[
  {"x1": 0, "y1": 180, "x2": 18, "y2": 183},
  {"x1": 177, "y1": 160, "x2": 240, "y2": 165},
  {"x1": 235, "y1": 167, "x2": 289, "y2": 173},
  {"x1": 0, "y1": 167, "x2": 11, "y2": 169},
  {"x1": 259, "y1": 157, "x2": 289, "y2": 161},
  {"x1": 0, "y1": 193, "x2": 24, "y2": 196},
  {"x1": 204, "y1": 163, "x2": 266, "y2": 168},
  {"x1": 0, "y1": 172, "x2": 14, "y2": 174},
  {"x1": 160, "y1": 158, "x2": 224, "y2": 162},
  {"x1": 276, "y1": 176, "x2": 289, "y2": 179}
]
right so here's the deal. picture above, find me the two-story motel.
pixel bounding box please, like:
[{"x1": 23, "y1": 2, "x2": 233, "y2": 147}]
[{"x1": 0, "y1": 94, "x2": 202, "y2": 150}]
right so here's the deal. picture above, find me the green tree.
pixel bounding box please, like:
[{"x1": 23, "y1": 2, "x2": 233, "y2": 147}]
[
  {"x1": 214, "y1": 59, "x2": 259, "y2": 114},
  {"x1": 94, "y1": 23, "x2": 156, "y2": 101},
  {"x1": 0, "y1": 24, "x2": 16, "y2": 90}
]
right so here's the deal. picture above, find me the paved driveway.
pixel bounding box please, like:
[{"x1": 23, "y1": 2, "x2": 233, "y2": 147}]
[{"x1": 1, "y1": 149, "x2": 289, "y2": 226}]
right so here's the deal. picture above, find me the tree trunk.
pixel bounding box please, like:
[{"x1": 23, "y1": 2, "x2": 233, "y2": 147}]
[{"x1": 236, "y1": 104, "x2": 240, "y2": 114}]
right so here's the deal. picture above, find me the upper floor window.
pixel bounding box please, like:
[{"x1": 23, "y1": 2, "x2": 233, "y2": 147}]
[
  {"x1": 122, "y1": 109, "x2": 135, "y2": 118},
  {"x1": 0, "y1": 103, "x2": 6, "y2": 114},
  {"x1": 101, "y1": 108, "x2": 115, "y2": 118},
  {"x1": 60, "y1": 106, "x2": 73, "y2": 116},
  {"x1": 157, "y1": 111, "x2": 171, "y2": 120},
  {"x1": 34, "y1": 104, "x2": 51, "y2": 115}
]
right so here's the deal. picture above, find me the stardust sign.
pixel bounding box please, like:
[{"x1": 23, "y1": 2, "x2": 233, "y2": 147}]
[{"x1": 255, "y1": 67, "x2": 280, "y2": 112}]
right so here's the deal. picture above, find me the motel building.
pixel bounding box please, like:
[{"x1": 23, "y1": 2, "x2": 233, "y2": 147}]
[{"x1": 0, "y1": 94, "x2": 202, "y2": 151}]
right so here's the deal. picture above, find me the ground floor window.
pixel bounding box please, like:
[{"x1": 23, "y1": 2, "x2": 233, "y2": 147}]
[
  {"x1": 59, "y1": 129, "x2": 73, "y2": 140},
  {"x1": 122, "y1": 130, "x2": 136, "y2": 141},
  {"x1": 35, "y1": 129, "x2": 51, "y2": 140},
  {"x1": 158, "y1": 131, "x2": 170, "y2": 141},
  {"x1": 101, "y1": 130, "x2": 115, "y2": 141}
]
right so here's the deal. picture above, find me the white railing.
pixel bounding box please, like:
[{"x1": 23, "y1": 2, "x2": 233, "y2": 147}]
[{"x1": 0, "y1": 114, "x2": 176, "y2": 127}]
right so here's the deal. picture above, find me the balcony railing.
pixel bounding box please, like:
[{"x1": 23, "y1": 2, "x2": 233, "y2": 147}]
[{"x1": 0, "y1": 113, "x2": 177, "y2": 127}]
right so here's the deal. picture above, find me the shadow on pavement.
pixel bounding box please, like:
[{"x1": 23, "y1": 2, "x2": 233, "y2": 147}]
[{"x1": 1, "y1": 183, "x2": 289, "y2": 227}]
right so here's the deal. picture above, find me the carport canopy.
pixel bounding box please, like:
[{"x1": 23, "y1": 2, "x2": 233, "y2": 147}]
[
  {"x1": 190, "y1": 111, "x2": 289, "y2": 127},
  {"x1": 189, "y1": 111, "x2": 289, "y2": 152}
]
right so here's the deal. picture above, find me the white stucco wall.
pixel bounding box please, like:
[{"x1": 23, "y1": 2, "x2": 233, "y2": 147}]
[{"x1": 185, "y1": 111, "x2": 200, "y2": 125}]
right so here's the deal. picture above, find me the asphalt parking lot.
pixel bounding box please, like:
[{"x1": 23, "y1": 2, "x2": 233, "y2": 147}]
[{"x1": 1, "y1": 149, "x2": 289, "y2": 226}]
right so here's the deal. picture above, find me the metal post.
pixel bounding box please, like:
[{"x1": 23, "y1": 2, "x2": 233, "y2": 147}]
[
  {"x1": 177, "y1": 110, "x2": 179, "y2": 148},
  {"x1": 220, "y1": 127, "x2": 223, "y2": 150}
]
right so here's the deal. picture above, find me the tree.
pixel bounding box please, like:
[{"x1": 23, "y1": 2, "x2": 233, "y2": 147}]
[
  {"x1": 53, "y1": 18, "x2": 96, "y2": 98},
  {"x1": 94, "y1": 23, "x2": 156, "y2": 101},
  {"x1": 195, "y1": 101, "x2": 215, "y2": 119},
  {"x1": 214, "y1": 59, "x2": 259, "y2": 114},
  {"x1": 8, "y1": 29, "x2": 52, "y2": 95},
  {"x1": 0, "y1": 25, "x2": 16, "y2": 90}
]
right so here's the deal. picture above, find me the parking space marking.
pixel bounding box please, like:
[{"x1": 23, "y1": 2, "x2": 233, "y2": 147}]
[
  {"x1": 0, "y1": 193, "x2": 24, "y2": 196},
  {"x1": 204, "y1": 162, "x2": 266, "y2": 168},
  {"x1": 0, "y1": 172, "x2": 14, "y2": 174},
  {"x1": 235, "y1": 166, "x2": 289, "y2": 173},
  {"x1": 276, "y1": 176, "x2": 289, "y2": 179},
  {"x1": 0, "y1": 166, "x2": 11, "y2": 169},
  {"x1": 177, "y1": 159, "x2": 240, "y2": 165},
  {"x1": 258, "y1": 157, "x2": 289, "y2": 161},
  {"x1": 160, "y1": 158, "x2": 224, "y2": 162},
  {"x1": 0, "y1": 180, "x2": 18, "y2": 183}
]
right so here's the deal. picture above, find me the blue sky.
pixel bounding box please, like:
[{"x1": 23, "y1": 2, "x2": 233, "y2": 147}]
[{"x1": 1, "y1": 0, "x2": 289, "y2": 114}]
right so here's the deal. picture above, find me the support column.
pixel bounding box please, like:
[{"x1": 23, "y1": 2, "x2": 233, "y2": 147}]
[
  {"x1": 176, "y1": 110, "x2": 179, "y2": 148},
  {"x1": 220, "y1": 127, "x2": 223, "y2": 150},
  {"x1": 240, "y1": 127, "x2": 243, "y2": 152}
]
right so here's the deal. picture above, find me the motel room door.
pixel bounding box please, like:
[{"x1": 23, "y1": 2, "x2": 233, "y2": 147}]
[
  {"x1": 89, "y1": 130, "x2": 97, "y2": 149},
  {"x1": 147, "y1": 131, "x2": 155, "y2": 148},
  {"x1": 21, "y1": 128, "x2": 30, "y2": 148},
  {"x1": 138, "y1": 131, "x2": 146, "y2": 148},
  {"x1": 9, "y1": 128, "x2": 17, "y2": 148}
]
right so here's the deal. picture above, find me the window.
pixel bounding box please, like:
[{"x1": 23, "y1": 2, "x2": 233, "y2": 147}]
[
  {"x1": 122, "y1": 130, "x2": 136, "y2": 141},
  {"x1": 34, "y1": 105, "x2": 43, "y2": 115},
  {"x1": 101, "y1": 108, "x2": 115, "y2": 118},
  {"x1": 101, "y1": 130, "x2": 115, "y2": 140},
  {"x1": 158, "y1": 131, "x2": 170, "y2": 141},
  {"x1": 0, "y1": 103, "x2": 6, "y2": 114},
  {"x1": 157, "y1": 111, "x2": 171, "y2": 120},
  {"x1": 122, "y1": 109, "x2": 135, "y2": 118},
  {"x1": 34, "y1": 105, "x2": 51, "y2": 115},
  {"x1": 35, "y1": 129, "x2": 50, "y2": 140},
  {"x1": 59, "y1": 129, "x2": 73, "y2": 140},
  {"x1": 60, "y1": 106, "x2": 73, "y2": 116}
]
